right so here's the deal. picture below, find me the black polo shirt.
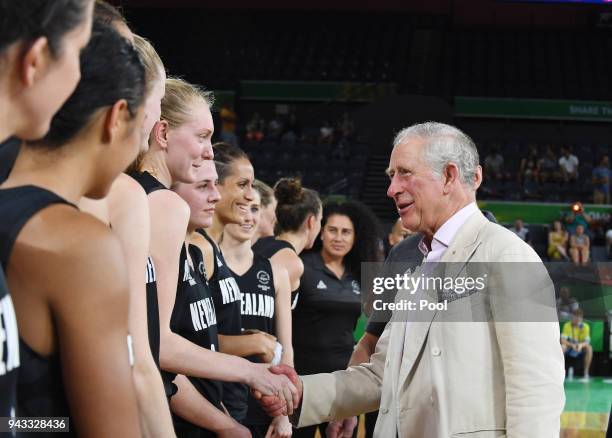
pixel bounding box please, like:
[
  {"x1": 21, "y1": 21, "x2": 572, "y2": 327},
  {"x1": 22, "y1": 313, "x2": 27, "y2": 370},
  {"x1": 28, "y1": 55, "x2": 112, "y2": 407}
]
[
  {"x1": 292, "y1": 251, "x2": 362, "y2": 375},
  {"x1": 365, "y1": 233, "x2": 424, "y2": 337}
]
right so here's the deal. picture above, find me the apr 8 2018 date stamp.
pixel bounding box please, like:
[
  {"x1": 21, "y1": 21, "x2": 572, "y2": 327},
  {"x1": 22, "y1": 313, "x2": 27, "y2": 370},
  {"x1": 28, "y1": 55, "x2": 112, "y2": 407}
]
[{"x1": 1, "y1": 417, "x2": 69, "y2": 433}]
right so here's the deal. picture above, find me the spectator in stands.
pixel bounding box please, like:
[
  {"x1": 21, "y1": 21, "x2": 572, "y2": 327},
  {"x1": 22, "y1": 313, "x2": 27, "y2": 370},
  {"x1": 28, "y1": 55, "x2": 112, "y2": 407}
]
[
  {"x1": 592, "y1": 155, "x2": 610, "y2": 204},
  {"x1": 561, "y1": 308, "x2": 592, "y2": 380},
  {"x1": 564, "y1": 202, "x2": 592, "y2": 235},
  {"x1": 484, "y1": 145, "x2": 505, "y2": 180},
  {"x1": 510, "y1": 218, "x2": 530, "y2": 243},
  {"x1": 267, "y1": 116, "x2": 282, "y2": 140},
  {"x1": 556, "y1": 286, "x2": 579, "y2": 321},
  {"x1": 220, "y1": 102, "x2": 239, "y2": 146},
  {"x1": 338, "y1": 112, "x2": 355, "y2": 140},
  {"x1": 319, "y1": 120, "x2": 334, "y2": 144},
  {"x1": 547, "y1": 220, "x2": 569, "y2": 261},
  {"x1": 246, "y1": 112, "x2": 265, "y2": 142},
  {"x1": 281, "y1": 113, "x2": 301, "y2": 144},
  {"x1": 569, "y1": 224, "x2": 590, "y2": 266},
  {"x1": 519, "y1": 145, "x2": 541, "y2": 198},
  {"x1": 538, "y1": 146, "x2": 560, "y2": 183},
  {"x1": 383, "y1": 218, "x2": 413, "y2": 258},
  {"x1": 607, "y1": 221, "x2": 612, "y2": 258},
  {"x1": 559, "y1": 146, "x2": 579, "y2": 183}
]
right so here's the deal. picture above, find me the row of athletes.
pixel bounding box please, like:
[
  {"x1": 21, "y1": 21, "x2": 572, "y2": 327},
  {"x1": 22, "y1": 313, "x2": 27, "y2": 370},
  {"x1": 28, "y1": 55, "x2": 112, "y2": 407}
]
[{"x1": 0, "y1": 1, "x2": 348, "y2": 437}]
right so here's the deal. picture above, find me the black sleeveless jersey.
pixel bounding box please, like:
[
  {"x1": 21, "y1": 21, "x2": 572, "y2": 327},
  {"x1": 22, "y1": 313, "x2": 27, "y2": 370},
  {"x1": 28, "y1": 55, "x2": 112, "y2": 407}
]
[
  {"x1": 252, "y1": 236, "x2": 300, "y2": 307},
  {"x1": 167, "y1": 244, "x2": 222, "y2": 436},
  {"x1": 252, "y1": 236, "x2": 294, "y2": 260},
  {"x1": 0, "y1": 137, "x2": 20, "y2": 184},
  {"x1": 194, "y1": 230, "x2": 246, "y2": 421},
  {"x1": 127, "y1": 171, "x2": 163, "y2": 379},
  {"x1": 230, "y1": 254, "x2": 276, "y2": 426},
  {"x1": 0, "y1": 186, "x2": 74, "y2": 434},
  {"x1": 234, "y1": 254, "x2": 276, "y2": 337}
]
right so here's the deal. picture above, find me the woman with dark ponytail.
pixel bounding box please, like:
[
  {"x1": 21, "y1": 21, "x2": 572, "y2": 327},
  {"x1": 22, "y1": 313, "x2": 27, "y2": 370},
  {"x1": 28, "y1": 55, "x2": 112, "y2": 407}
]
[
  {"x1": 0, "y1": 23, "x2": 144, "y2": 437},
  {"x1": 0, "y1": 0, "x2": 93, "y2": 422},
  {"x1": 252, "y1": 177, "x2": 322, "y2": 307}
]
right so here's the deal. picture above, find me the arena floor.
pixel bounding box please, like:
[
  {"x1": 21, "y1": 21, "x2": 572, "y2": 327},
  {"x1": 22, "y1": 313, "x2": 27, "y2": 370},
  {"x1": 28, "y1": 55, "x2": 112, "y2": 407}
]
[{"x1": 561, "y1": 377, "x2": 612, "y2": 437}]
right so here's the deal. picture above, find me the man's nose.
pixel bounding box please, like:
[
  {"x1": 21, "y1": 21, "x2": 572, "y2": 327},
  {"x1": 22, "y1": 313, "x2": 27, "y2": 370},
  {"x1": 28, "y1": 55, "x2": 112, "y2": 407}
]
[{"x1": 387, "y1": 175, "x2": 402, "y2": 198}]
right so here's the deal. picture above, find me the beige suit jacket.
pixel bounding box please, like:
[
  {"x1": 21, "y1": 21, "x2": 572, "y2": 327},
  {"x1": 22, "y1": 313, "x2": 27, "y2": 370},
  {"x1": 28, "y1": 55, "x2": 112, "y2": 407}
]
[{"x1": 296, "y1": 210, "x2": 565, "y2": 437}]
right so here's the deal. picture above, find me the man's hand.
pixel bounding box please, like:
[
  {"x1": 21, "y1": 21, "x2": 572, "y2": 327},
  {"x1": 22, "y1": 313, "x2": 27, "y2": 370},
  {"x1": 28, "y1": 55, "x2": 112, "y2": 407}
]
[
  {"x1": 326, "y1": 417, "x2": 358, "y2": 438},
  {"x1": 253, "y1": 364, "x2": 302, "y2": 417},
  {"x1": 247, "y1": 364, "x2": 299, "y2": 416}
]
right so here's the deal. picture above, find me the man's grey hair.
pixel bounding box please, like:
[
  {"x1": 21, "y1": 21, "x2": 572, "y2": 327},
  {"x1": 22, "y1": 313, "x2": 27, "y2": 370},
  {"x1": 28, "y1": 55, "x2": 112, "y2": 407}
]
[{"x1": 393, "y1": 122, "x2": 480, "y2": 187}]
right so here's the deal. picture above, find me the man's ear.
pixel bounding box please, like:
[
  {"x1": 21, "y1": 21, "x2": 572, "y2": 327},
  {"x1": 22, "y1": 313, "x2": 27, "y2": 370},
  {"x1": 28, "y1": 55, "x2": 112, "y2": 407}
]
[
  {"x1": 21, "y1": 37, "x2": 50, "y2": 86},
  {"x1": 442, "y1": 163, "x2": 460, "y2": 193},
  {"x1": 151, "y1": 120, "x2": 169, "y2": 150},
  {"x1": 102, "y1": 99, "x2": 128, "y2": 143},
  {"x1": 473, "y1": 165, "x2": 483, "y2": 191}
]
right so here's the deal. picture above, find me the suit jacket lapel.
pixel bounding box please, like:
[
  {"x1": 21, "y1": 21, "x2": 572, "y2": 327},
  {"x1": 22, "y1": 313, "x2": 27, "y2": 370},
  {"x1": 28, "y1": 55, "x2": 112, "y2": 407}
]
[{"x1": 396, "y1": 211, "x2": 488, "y2": 386}]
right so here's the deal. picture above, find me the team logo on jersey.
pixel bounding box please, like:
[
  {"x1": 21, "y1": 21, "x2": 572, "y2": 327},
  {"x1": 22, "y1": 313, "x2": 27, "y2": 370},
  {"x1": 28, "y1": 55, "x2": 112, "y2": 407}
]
[
  {"x1": 216, "y1": 256, "x2": 223, "y2": 267},
  {"x1": 316, "y1": 280, "x2": 327, "y2": 290},
  {"x1": 351, "y1": 280, "x2": 361, "y2": 295},
  {"x1": 198, "y1": 261, "x2": 207, "y2": 277},
  {"x1": 257, "y1": 270, "x2": 271, "y2": 291},
  {"x1": 183, "y1": 260, "x2": 196, "y2": 286}
]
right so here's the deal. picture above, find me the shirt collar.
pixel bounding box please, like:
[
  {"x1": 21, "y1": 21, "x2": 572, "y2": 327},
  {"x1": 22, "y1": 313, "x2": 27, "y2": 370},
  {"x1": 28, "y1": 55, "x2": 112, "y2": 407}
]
[{"x1": 418, "y1": 202, "x2": 479, "y2": 256}]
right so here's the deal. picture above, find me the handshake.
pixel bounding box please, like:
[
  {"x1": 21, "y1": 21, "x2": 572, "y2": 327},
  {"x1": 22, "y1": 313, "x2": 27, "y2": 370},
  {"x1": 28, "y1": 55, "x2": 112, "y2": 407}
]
[{"x1": 250, "y1": 364, "x2": 303, "y2": 417}]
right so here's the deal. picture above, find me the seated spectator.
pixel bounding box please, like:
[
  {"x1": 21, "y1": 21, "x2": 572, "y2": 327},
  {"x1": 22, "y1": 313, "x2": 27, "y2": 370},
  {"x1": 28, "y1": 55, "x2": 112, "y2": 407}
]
[
  {"x1": 592, "y1": 155, "x2": 610, "y2": 204},
  {"x1": 564, "y1": 202, "x2": 592, "y2": 235},
  {"x1": 281, "y1": 113, "x2": 301, "y2": 144},
  {"x1": 547, "y1": 220, "x2": 569, "y2": 261},
  {"x1": 219, "y1": 103, "x2": 239, "y2": 146},
  {"x1": 561, "y1": 308, "x2": 592, "y2": 380},
  {"x1": 538, "y1": 146, "x2": 560, "y2": 183},
  {"x1": 559, "y1": 146, "x2": 579, "y2": 183},
  {"x1": 319, "y1": 120, "x2": 334, "y2": 144},
  {"x1": 509, "y1": 218, "x2": 530, "y2": 243},
  {"x1": 569, "y1": 224, "x2": 590, "y2": 266},
  {"x1": 607, "y1": 223, "x2": 612, "y2": 258},
  {"x1": 518, "y1": 145, "x2": 539, "y2": 185},
  {"x1": 267, "y1": 116, "x2": 282, "y2": 140},
  {"x1": 338, "y1": 112, "x2": 355, "y2": 140},
  {"x1": 556, "y1": 286, "x2": 579, "y2": 321},
  {"x1": 484, "y1": 145, "x2": 506, "y2": 180},
  {"x1": 245, "y1": 112, "x2": 265, "y2": 142}
]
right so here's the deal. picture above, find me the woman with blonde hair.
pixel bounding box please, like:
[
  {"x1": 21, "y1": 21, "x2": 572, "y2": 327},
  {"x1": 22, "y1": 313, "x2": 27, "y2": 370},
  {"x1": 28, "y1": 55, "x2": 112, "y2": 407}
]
[{"x1": 131, "y1": 78, "x2": 297, "y2": 436}]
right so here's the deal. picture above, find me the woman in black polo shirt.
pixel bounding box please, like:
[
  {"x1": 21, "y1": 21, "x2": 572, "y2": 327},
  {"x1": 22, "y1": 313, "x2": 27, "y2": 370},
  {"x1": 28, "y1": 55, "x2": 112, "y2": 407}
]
[{"x1": 292, "y1": 201, "x2": 381, "y2": 438}]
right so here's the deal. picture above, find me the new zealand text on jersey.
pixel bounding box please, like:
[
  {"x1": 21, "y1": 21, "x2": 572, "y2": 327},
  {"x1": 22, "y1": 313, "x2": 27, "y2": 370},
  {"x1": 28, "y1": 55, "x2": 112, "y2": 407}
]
[
  {"x1": 241, "y1": 293, "x2": 275, "y2": 318},
  {"x1": 189, "y1": 297, "x2": 217, "y2": 332},
  {"x1": 218, "y1": 277, "x2": 241, "y2": 304}
]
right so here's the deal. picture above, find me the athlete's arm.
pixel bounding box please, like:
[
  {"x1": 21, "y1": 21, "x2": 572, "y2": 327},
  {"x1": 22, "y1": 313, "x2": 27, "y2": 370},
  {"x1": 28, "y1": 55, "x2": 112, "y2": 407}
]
[
  {"x1": 151, "y1": 191, "x2": 297, "y2": 412},
  {"x1": 107, "y1": 175, "x2": 175, "y2": 438},
  {"x1": 170, "y1": 375, "x2": 250, "y2": 438},
  {"x1": 272, "y1": 264, "x2": 293, "y2": 366},
  {"x1": 218, "y1": 332, "x2": 277, "y2": 362},
  {"x1": 41, "y1": 211, "x2": 142, "y2": 437}
]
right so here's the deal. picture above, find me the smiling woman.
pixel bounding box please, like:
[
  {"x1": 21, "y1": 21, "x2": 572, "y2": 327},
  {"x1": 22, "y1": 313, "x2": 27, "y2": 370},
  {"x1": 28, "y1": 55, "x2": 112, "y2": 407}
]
[{"x1": 291, "y1": 200, "x2": 382, "y2": 438}]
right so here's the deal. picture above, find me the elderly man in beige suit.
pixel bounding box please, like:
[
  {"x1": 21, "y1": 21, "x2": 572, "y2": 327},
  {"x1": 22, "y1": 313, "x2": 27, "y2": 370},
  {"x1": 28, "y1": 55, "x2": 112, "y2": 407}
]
[{"x1": 259, "y1": 122, "x2": 565, "y2": 437}]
